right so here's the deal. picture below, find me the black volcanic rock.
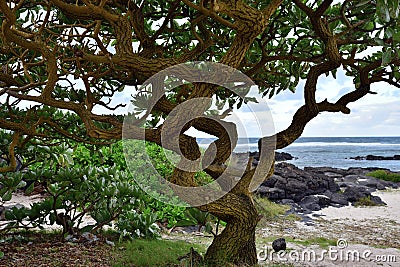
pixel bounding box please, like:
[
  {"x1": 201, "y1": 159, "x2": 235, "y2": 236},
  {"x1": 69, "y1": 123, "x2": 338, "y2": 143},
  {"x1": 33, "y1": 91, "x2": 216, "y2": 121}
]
[
  {"x1": 260, "y1": 163, "x2": 340, "y2": 202},
  {"x1": 330, "y1": 192, "x2": 349, "y2": 206},
  {"x1": 299, "y1": 196, "x2": 321, "y2": 211},
  {"x1": 275, "y1": 152, "x2": 296, "y2": 162},
  {"x1": 249, "y1": 151, "x2": 296, "y2": 163},
  {"x1": 272, "y1": 238, "x2": 286, "y2": 252},
  {"x1": 350, "y1": 155, "x2": 400, "y2": 160},
  {"x1": 343, "y1": 186, "x2": 386, "y2": 205},
  {"x1": 257, "y1": 164, "x2": 398, "y2": 213}
]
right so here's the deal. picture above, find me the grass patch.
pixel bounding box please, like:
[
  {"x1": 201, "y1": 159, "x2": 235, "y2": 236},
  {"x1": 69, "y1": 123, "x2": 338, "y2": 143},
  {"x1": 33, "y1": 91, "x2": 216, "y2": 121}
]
[
  {"x1": 114, "y1": 239, "x2": 205, "y2": 267},
  {"x1": 285, "y1": 213, "x2": 301, "y2": 221},
  {"x1": 366, "y1": 170, "x2": 400, "y2": 183},
  {"x1": 287, "y1": 237, "x2": 337, "y2": 249},
  {"x1": 265, "y1": 264, "x2": 295, "y2": 267},
  {"x1": 255, "y1": 197, "x2": 290, "y2": 220},
  {"x1": 354, "y1": 196, "x2": 380, "y2": 207}
]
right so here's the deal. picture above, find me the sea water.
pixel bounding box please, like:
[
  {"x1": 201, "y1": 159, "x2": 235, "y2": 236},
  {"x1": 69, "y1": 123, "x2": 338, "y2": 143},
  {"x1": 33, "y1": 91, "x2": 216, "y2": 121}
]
[{"x1": 197, "y1": 137, "x2": 400, "y2": 171}]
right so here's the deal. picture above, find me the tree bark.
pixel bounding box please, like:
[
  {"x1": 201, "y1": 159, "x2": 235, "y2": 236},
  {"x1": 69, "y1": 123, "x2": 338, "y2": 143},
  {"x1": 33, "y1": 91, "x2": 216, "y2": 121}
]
[{"x1": 204, "y1": 194, "x2": 260, "y2": 266}]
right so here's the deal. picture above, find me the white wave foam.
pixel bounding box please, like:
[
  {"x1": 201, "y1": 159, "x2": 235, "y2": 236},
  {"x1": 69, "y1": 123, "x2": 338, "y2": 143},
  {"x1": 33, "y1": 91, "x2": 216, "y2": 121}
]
[{"x1": 290, "y1": 142, "x2": 400, "y2": 147}]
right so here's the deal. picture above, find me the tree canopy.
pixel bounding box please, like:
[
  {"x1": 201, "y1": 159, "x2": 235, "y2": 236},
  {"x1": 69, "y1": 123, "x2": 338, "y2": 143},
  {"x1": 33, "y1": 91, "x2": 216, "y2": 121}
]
[{"x1": 1, "y1": 0, "x2": 399, "y2": 265}]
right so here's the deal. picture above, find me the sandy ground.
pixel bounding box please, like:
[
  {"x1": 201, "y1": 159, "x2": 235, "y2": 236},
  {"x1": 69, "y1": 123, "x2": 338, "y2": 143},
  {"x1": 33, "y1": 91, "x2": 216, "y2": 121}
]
[
  {"x1": 2, "y1": 192, "x2": 44, "y2": 208},
  {"x1": 259, "y1": 189, "x2": 400, "y2": 266},
  {"x1": 259, "y1": 243, "x2": 399, "y2": 267},
  {"x1": 313, "y1": 190, "x2": 400, "y2": 223},
  {"x1": 1, "y1": 192, "x2": 97, "y2": 230}
]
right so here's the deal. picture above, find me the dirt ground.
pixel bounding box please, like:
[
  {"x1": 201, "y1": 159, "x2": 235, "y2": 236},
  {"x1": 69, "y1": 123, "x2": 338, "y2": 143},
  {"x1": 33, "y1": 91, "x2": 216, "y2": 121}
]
[{"x1": 0, "y1": 232, "x2": 116, "y2": 267}]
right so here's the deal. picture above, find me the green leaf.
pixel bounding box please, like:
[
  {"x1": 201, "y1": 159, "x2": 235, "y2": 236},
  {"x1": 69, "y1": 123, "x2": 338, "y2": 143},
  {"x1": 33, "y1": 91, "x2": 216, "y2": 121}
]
[
  {"x1": 2, "y1": 191, "x2": 12, "y2": 201},
  {"x1": 393, "y1": 32, "x2": 400, "y2": 43},
  {"x1": 0, "y1": 251, "x2": 4, "y2": 259},
  {"x1": 204, "y1": 222, "x2": 213, "y2": 234},
  {"x1": 389, "y1": 0, "x2": 399, "y2": 17},
  {"x1": 17, "y1": 180, "x2": 26, "y2": 189},
  {"x1": 356, "y1": 0, "x2": 371, "y2": 7},
  {"x1": 382, "y1": 50, "x2": 393, "y2": 66},
  {"x1": 4, "y1": 210, "x2": 15, "y2": 220},
  {"x1": 363, "y1": 21, "x2": 375, "y2": 31},
  {"x1": 80, "y1": 224, "x2": 95, "y2": 232},
  {"x1": 377, "y1": 0, "x2": 391, "y2": 22},
  {"x1": 49, "y1": 212, "x2": 56, "y2": 225},
  {"x1": 25, "y1": 182, "x2": 35, "y2": 195}
]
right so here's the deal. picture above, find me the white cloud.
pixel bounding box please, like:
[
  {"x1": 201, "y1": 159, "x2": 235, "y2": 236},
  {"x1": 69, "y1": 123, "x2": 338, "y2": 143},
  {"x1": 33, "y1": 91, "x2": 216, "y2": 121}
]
[{"x1": 267, "y1": 71, "x2": 400, "y2": 137}]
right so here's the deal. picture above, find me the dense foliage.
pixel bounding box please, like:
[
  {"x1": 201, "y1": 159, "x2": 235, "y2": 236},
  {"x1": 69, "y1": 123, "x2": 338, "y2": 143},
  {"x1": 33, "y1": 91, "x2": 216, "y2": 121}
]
[{"x1": 0, "y1": 139, "x2": 213, "y2": 239}]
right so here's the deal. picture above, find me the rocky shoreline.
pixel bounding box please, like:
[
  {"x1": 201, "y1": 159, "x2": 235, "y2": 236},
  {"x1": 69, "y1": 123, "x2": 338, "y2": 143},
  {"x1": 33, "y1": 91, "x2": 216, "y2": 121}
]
[{"x1": 255, "y1": 152, "x2": 399, "y2": 216}]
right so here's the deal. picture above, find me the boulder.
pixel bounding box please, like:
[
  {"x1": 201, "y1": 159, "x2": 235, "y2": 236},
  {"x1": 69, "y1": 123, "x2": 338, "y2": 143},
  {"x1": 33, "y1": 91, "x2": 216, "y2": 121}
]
[
  {"x1": 358, "y1": 176, "x2": 387, "y2": 190},
  {"x1": 329, "y1": 193, "x2": 349, "y2": 206},
  {"x1": 260, "y1": 163, "x2": 340, "y2": 202},
  {"x1": 272, "y1": 238, "x2": 286, "y2": 252},
  {"x1": 249, "y1": 151, "x2": 296, "y2": 162},
  {"x1": 342, "y1": 186, "x2": 385, "y2": 205},
  {"x1": 299, "y1": 196, "x2": 321, "y2": 211},
  {"x1": 275, "y1": 152, "x2": 296, "y2": 162},
  {"x1": 258, "y1": 187, "x2": 286, "y2": 200}
]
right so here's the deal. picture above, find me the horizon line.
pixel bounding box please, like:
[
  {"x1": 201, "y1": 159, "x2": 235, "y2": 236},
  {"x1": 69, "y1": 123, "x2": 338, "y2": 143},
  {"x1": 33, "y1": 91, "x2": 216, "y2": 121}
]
[{"x1": 196, "y1": 135, "x2": 400, "y2": 138}]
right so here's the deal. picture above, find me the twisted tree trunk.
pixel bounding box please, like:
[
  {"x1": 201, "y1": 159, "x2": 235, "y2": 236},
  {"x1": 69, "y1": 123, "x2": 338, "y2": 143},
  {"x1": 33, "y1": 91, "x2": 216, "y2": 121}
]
[{"x1": 204, "y1": 194, "x2": 260, "y2": 266}]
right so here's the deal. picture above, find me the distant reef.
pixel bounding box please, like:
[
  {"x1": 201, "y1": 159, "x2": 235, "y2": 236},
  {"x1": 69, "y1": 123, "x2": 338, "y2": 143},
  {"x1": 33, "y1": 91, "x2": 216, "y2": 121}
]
[
  {"x1": 350, "y1": 155, "x2": 400, "y2": 160},
  {"x1": 250, "y1": 151, "x2": 297, "y2": 163}
]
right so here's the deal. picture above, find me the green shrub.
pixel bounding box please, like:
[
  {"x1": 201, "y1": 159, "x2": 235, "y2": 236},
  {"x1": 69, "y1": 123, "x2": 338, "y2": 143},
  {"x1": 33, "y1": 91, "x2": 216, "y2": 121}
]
[
  {"x1": 72, "y1": 141, "x2": 127, "y2": 170},
  {"x1": 354, "y1": 196, "x2": 381, "y2": 207},
  {"x1": 2, "y1": 166, "x2": 157, "y2": 238},
  {"x1": 1, "y1": 137, "x2": 221, "y2": 236},
  {"x1": 175, "y1": 208, "x2": 218, "y2": 234},
  {"x1": 366, "y1": 170, "x2": 400, "y2": 183}
]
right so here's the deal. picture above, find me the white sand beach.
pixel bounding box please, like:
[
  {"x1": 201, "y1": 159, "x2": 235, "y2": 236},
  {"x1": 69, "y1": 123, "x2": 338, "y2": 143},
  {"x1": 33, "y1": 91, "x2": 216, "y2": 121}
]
[
  {"x1": 260, "y1": 189, "x2": 400, "y2": 266},
  {"x1": 313, "y1": 189, "x2": 400, "y2": 223}
]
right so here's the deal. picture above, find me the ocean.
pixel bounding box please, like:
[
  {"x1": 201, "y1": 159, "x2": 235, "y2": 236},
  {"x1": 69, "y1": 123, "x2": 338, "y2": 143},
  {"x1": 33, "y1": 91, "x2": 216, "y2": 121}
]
[{"x1": 197, "y1": 137, "x2": 400, "y2": 171}]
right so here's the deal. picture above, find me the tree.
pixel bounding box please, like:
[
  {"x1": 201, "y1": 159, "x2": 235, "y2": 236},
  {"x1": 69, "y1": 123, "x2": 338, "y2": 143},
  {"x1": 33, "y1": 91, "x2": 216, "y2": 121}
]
[{"x1": 1, "y1": 0, "x2": 399, "y2": 265}]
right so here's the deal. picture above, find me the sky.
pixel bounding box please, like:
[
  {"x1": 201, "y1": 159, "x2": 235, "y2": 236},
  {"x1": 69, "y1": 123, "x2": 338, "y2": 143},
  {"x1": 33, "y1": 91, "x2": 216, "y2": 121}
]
[{"x1": 267, "y1": 68, "x2": 400, "y2": 137}]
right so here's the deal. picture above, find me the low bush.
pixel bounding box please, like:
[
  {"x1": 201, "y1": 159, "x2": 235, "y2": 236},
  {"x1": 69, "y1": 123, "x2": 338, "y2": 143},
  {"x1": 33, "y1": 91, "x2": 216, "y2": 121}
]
[
  {"x1": 0, "y1": 139, "x2": 218, "y2": 238},
  {"x1": 1, "y1": 166, "x2": 159, "y2": 239},
  {"x1": 354, "y1": 196, "x2": 380, "y2": 207},
  {"x1": 366, "y1": 170, "x2": 400, "y2": 183}
]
